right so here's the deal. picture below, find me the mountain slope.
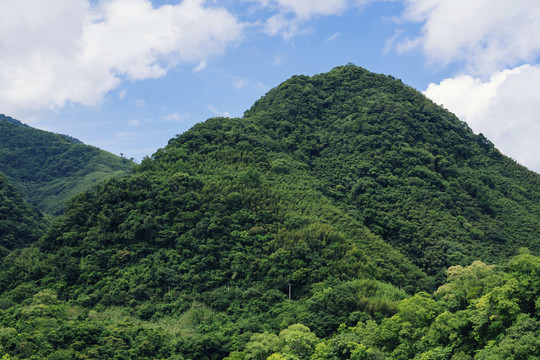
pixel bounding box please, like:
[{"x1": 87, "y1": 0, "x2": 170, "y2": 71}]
[
  {"x1": 0, "y1": 114, "x2": 135, "y2": 216},
  {"x1": 0, "y1": 172, "x2": 46, "y2": 254},
  {"x1": 161, "y1": 65, "x2": 540, "y2": 279},
  {"x1": 0, "y1": 65, "x2": 539, "y2": 359}
]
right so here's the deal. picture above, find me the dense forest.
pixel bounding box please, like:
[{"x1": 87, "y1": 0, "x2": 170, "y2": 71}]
[
  {"x1": 0, "y1": 65, "x2": 539, "y2": 359},
  {"x1": 0, "y1": 172, "x2": 46, "y2": 254},
  {"x1": 0, "y1": 114, "x2": 134, "y2": 216}
]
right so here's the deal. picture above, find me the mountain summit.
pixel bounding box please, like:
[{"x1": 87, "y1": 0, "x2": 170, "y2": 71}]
[
  {"x1": 1, "y1": 65, "x2": 539, "y2": 359},
  {"x1": 157, "y1": 64, "x2": 540, "y2": 278}
]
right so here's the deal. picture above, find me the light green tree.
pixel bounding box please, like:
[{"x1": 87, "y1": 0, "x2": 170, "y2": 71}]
[
  {"x1": 279, "y1": 324, "x2": 319, "y2": 360},
  {"x1": 244, "y1": 332, "x2": 281, "y2": 360}
]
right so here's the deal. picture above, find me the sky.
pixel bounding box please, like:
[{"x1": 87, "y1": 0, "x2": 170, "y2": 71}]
[{"x1": 1, "y1": 0, "x2": 540, "y2": 173}]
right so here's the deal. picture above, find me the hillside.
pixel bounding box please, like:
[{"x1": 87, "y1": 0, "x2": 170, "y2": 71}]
[
  {"x1": 241, "y1": 68, "x2": 540, "y2": 277},
  {"x1": 0, "y1": 65, "x2": 539, "y2": 359},
  {"x1": 0, "y1": 114, "x2": 135, "y2": 216},
  {"x1": 0, "y1": 172, "x2": 46, "y2": 254}
]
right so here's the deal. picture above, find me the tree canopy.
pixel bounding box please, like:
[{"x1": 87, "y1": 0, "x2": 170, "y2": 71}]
[
  {"x1": 0, "y1": 172, "x2": 46, "y2": 254},
  {"x1": 0, "y1": 114, "x2": 134, "y2": 216},
  {"x1": 0, "y1": 65, "x2": 539, "y2": 359}
]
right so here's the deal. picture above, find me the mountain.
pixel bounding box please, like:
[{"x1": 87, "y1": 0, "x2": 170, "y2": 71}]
[
  {"x1": 239, "y1": 67, "x2": 540, "y2": 278},
  {"x1": 0, "y1": 114, "x2": 135, "y2": 216},
  {"x1": 0, "y1": 172, "x2": 46, "y2": 254},
  {"x1": 0, "y1": 65, "x2": 539, "y2": 359}
]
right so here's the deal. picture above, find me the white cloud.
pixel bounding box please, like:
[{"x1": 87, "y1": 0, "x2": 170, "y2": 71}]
[
  {"x1": 325, "y1": 32, "x2": 341, "y2": 42},
  {"x1": 255, "y1": 82, "x2": 268, "y2": 91},
  {"x1": 0, "y1": 0, "x2": 243, "y2": 118},
  {"x1": 399, "y1": 0, "x2": 540, "y2": 75},
  {"x1": 193, "y1": 60, "x2": 207, "y2": 72},
  {"x1": 116, "y1": 131, "x2": 137, "y2": 138},
  {"x1": 208, "y1": 105, "x2": 231, "y2": 118},
  {"x1": 271, "y1": 0, "x2": 349, "y2": 20},
  {"x1": 263, "y1": 13, "x2": 294, "y2": 37},
  {"x1": 424, "y1": 64, "x2": 540, "y2": 172},
  {"x1": 128, "y1": 119, "x2": 143, "y2": 126},
  {"x1": 234, "y1": 79, "x2": 249, "y2": 89},
  {"x1": 395, "y1": 1, "x2": 540, "y2": 172},
  {"x1": 162, "y1": 111, "x2": 190, "y2": 122},
  {"x1": 251, "y1": 0, "x2": 350, "y2": 37},
  {"x1": 384, "y1": 29, "x2": 403, "y2": 54},
  {"x1": 253, "y1": 0, "x2": 390, "y2": 37}
]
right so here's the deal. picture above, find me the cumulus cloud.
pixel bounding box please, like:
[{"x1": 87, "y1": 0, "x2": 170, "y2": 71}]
[
  {"x1": 250, "y1": 0, "x2": 350, "y2": 37},
  {"x1": 395, "y1": 0, "x2": 540, "y2": 172},
  {"x1": 399, "y1": 0, "x2": 540, "y2": 75},
  {"x1": 0, "y1": 0, "x2": 243, "y2": 118},
  {"x1": 424, "y1": 65, "x2": 540, "y2": 172}
]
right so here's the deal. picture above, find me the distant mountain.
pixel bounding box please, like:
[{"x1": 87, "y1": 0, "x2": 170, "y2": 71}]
[
  {"x1": 0, "y1": 114, "x2": 134, "y2": 216},
  {"x1": 0, "y1": 65, "x2": 539, "y2": 359},
  {"x1": 0, "y1": 114, "x2": 28, "y2": 127},
  {"x1": 0, "y1": 171, "x2": 46, "y2": 254}
]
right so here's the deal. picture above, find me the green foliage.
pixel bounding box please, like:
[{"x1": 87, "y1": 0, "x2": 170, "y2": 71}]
[
  {"x1": 0, "y1": 114, "x2": 134, "y2": 216},
  {"x1": 334, "y1": 254, "x2": 540, "y2": 359},
  {"x1": 0, "y1": 172, "x2": 46, "y2": 252},
  {"x1": 228, "y1": 254, "x2": 540, "y2": 359},
  {"x1": 0, "y1": 65, "x2": 540, "y2": 358}
]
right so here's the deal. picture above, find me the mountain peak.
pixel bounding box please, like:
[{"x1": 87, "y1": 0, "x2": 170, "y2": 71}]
[{"x1": 1, "y1": 66, "x2": 539, "y2": 359}]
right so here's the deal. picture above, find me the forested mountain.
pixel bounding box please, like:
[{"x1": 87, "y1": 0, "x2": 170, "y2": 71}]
[
  {"x1": 0, "y1": 65, "x2": 539, "y2": 359},
  {"x1": 0, "y1": 172, "x2": 46, "y2": 254},
  {"x1": 0, "y1": 114, "x2": 134, "y2": 216}
]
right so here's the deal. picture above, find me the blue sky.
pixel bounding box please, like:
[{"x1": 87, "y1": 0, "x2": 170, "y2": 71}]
[{"x1": 1, "y1": 0, "x2": 539, "y2": 172}]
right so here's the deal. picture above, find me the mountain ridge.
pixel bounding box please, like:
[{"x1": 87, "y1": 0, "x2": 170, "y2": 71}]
[
  {"x1": 0, "y1": 65, "x2": 539, "y2": 359},
  {"x1": 158, "y1": 65, "x2": 539, "y2": 277},
  {"x1": 0, "y1": 114, "x2": 134, "y2": 216}
]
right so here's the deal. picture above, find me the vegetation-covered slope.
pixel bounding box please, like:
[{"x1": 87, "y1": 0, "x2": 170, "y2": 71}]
[
  {"x1": 0, "y1": 114, "x2": 134, "y2": 216},
  {"x1": 229, "y1": 252, "x2": 540, "y2": 360},
  {"x1": 0, "y1": 65, "x2": 539, "y2": 359},
  {"x1": 239, "y1": 67, "x2": 539, "y2": 278},
  {"x1": 0, "y1": 172, "x2": 46, "y2": 254}
]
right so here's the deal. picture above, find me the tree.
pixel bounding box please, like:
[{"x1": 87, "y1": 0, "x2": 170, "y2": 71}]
[
  {"x1": 279, "y1": 324, "x2": 319, "y2": 359},
  {"x1": 244, "y1": 332, "x2": 281, "y2": 360}
]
